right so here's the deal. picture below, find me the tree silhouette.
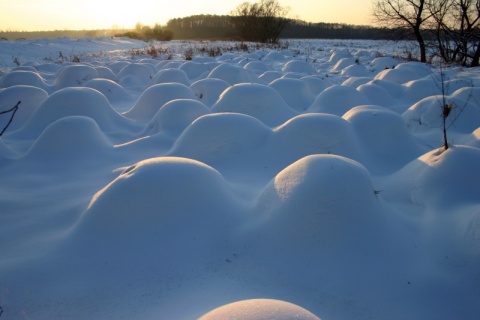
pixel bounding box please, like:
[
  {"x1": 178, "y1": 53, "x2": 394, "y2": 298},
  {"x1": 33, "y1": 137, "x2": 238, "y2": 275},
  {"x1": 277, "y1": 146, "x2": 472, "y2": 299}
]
[
  {"x1": 230, "y1": 0, "x2": 290, "y2": 43},
  {"x1": 372, "y1": 0, "x2": 432, "y2": 62}
]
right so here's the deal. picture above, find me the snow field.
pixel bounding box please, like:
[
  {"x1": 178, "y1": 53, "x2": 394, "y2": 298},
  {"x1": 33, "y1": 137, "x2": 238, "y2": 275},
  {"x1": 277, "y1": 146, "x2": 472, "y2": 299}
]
[{"x1": 0, "y1": 38, "x2": 479, "y2": 319}]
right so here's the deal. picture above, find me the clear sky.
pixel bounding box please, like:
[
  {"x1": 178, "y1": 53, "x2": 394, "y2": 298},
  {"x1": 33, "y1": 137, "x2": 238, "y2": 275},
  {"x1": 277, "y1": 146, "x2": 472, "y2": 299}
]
[{"x1": 0, "y1": 0, "x2": 373, "y2": 32}]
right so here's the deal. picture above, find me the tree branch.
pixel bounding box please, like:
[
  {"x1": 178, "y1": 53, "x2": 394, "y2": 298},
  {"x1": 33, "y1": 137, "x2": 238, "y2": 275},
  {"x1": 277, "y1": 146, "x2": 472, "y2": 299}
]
[{"x1": 0, "y1": 101, "x2": 21, "y2": 137}]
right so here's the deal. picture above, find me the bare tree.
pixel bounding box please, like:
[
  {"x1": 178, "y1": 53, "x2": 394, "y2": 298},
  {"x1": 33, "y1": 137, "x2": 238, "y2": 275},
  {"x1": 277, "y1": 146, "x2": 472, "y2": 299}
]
[
  {"x1": 429, "y1": 0, "x2": 458, "y2": 62},
  {"x1": 429, "y1": 0, "x2": 480, "y2": 66},
  {"x1": 231, "y1": 0, "x2": 290, "y2": 43},
  {"x1": 372, "y1": 0, "x2": 433, "y2": 62},
  {"x1": 232, "y1": 2, "x2": 259, "y2": 41},
  {"x1": 435, "y1": 65, "x2": 472, "y2": 151}
]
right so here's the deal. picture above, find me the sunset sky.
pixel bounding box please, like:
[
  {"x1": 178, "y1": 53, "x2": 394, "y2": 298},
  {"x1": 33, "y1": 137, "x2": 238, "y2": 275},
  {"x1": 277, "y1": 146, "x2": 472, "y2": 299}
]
[{"x1": 0, "y1": 0, "x2": 373, "y2": 32}]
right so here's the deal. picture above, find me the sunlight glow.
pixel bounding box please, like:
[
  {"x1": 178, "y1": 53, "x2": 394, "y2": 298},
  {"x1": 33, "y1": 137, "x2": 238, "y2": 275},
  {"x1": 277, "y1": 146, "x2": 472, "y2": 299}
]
[{"x1": 0, "y1": 0, "x2": 373, "y2": 32}]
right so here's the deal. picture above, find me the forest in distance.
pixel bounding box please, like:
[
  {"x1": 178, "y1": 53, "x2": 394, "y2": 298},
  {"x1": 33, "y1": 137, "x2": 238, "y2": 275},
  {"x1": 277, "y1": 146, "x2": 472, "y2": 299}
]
[{"x1": 0, "y1": 15, "x2": 394, "y2": 41}]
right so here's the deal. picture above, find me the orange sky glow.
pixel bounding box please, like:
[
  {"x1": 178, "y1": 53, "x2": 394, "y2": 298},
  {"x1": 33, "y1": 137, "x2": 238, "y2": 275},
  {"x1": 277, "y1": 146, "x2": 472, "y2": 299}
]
[{"x1": 0, "y1": 0, "x2": 373, "y2": 32}]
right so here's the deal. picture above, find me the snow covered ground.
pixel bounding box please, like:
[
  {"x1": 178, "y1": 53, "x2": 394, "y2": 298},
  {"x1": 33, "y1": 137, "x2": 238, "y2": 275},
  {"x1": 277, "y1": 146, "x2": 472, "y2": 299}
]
[{"x1": 0, "y1": 37, "x2": 479, "y2": 319}]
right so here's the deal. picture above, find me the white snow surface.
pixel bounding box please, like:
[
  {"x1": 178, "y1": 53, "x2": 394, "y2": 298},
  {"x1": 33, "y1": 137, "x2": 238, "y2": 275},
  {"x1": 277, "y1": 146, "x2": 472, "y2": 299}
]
[{"x1": 1, "y1": 38, "x2": 480, "y2": 320}]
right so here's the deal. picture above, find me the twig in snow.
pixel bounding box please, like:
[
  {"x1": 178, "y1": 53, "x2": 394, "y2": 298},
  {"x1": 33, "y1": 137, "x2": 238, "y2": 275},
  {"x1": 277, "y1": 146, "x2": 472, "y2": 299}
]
[{"x1": 0, "y1": 101, "x2": 21, "y2": 137}]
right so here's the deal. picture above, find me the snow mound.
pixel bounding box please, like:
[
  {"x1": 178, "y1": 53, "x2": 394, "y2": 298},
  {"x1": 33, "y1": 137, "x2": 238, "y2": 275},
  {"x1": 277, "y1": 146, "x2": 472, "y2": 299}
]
[
  {"x1": 23, "y1": 116, "x2": 112, "y2": 165},
  {"x1": 328, "y1": 49, "x2": 352, "y2": 64},
  {"x1": 458, "y1": 127, "x2": 480, "y2": 148},
  {"x1": 190, "y1": 78, "x2": 230, "y2": 107},
  {"x1": 150, "y1": 68, "x2": 190, "y2": 86},
  {"x1": 159, "y1": 60, "x2": 184, "y2": 69},
  {"x1": 308, "y1": 85, "x2": 369, "y2": 115},
  {"x1": 207, "y1": 63, "x2": 259, "y2": 85},
  {"x1": 0, "y1": 85, "x2": 48, "y2": 131},
  {"x1": 403, "y1": 95, "x2": 480, "y2": 134},
  {"x1": 263, "y1": 52, "x2": 288, "y2": 61},
  {"x1": 367, "y1": 79, "x2": 405, "y2": 99},
  {"x1": 244, "y1": 61, "x2": 269, "y2": 75},
  {"x1": 258, "y1": 70, "x2": 284, "y2": 83},
  {"x1": 368, "y1": 57, "x2": 401, "y2": 73},
  {"x1": 253, "y1": 154, "x2": 379, "y2": 246},
  {"x1": 269, "y1": 78, "x2": 314, "y2": 111},
  {"x1": 301, "y1": 76, "x2": 332, "y2": 96},
  {"x1": 138, "y1": 58, "x2": 158, "y2": 65},
  {"x1": 443, "y1": 77, "x2": 476, "y2": 94},
  {"x1": 54, "y1": 64, "x2": 98, "y2": 89},
  {"x1": 83, "y1": 79, "x2": 134, "y2": 111},
  {"x1": 381, "y1": 146, "x2": 480, "y2": 209},
  {"x1": 340, "y1": 63, "x2": 370, "y2": 77},
  {"x1": 144, "y1": 99, "x2": 211, "y2": 137},
  {"x1": 273, "y1": 113, "x2": 363, "y2": 168},
  {"x1": 77, "y1": 157, "x2": 240, "y2": 259},
  {"x1": 192, "y1": 56, "x2": 217, "y2": 63},
  {"x1": 281, "y1": 60, "x2": 315, "y2": 75},
  {"x1": 283, "y1": 71, "x2": 307, "y2": 80},
  {"x1": 199, "y1": 299, "x2": 320, "y2": 320},
  {"x1": 211, "y1": 83, "x2": 297, "y2": 127},
  {"x1": 357, "y1": 83, "x2": 399, "y2": 111},
  {"x1": 52, "y1": 157, "x2": 244, "y2": 315},
  {"x1": 451, "y1": 86, "x2": 480, "y2": 105},
  {"x1": 330, "y1": 57, "x2": 357, "y2": 73},
  {"x1": 179, "y1": 61, "x2": 211, "y2": 80},
  {"x1": 0, "y1": 71, "x2": 50, "y2": 91},
  {"x1": 402, "y1": 78, "x2": 442, "y2": 104},
  {"x1": 94, "y1": 66, "x2": 116, "y2": 80},
  {"x1": 124, "y1": 83, "x2": 198, "y2": 122},
  {"x1": 85, "y1": 156, "x2": 236, "y2": 220},
  {"x1": 216, "y1": 53, "x2": 238, "y2": 62},
  {"x1": 107, "y1": 61, "x2": 130, "y2": 74},
  {"x1": 171, "y1": 113, "x2": 270, "y2": 166},
  {"x1": 8, "y1": 87, "x2": 135, "y2": 141},
  {"x1": 374, "y1": 66, "x2": 423, "y2": 84},
  {"x1": 35, "y1": 62, "x2": 63, "y2": 74},
  {"x1": 342, "y1": 76, "x2": 371, "y2": 88},
  {"x1": 343, "y1": 105, "x2": 426, "y2": 174},
  {"x1": 12, "y1": 66, "x2": 37, "y2": 72},
  {"x1": 396, "y1": 61, "x2": 433, "y2": 78},
  {"x1": 116, "y1": 63, "x2": 154, "y2": 87}
]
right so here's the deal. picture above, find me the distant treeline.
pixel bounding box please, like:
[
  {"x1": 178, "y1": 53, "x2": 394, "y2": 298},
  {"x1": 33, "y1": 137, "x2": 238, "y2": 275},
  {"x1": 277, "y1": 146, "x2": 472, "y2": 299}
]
[
  {"x1": 1, "y1": 15, "x2": 400, "y2": 41},
  {"x1": 166, "y1": 15, "x2": 238, "y2": 40},
  {"x1": 282, "y1": 21, "x2": 395, "y2": 40},
  {"x1": 166, "y1": 15, "x2": 398, "y2": 40},
  {"x1": 0, "y1": 29, "x2": 123, "y2": 40}
]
